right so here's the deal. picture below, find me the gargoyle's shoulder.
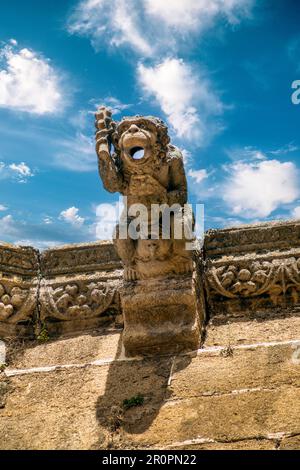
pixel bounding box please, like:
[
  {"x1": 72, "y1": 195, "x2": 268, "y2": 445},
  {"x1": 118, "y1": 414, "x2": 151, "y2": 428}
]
[{"x1": 166, "y1": 145, "x2": 184, "y2": 163}]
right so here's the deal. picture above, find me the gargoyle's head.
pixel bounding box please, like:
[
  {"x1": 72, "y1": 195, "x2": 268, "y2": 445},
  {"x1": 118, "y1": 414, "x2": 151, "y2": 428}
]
[{"x1": 113, "y1": 116, "x2": 170, "y2": 167}]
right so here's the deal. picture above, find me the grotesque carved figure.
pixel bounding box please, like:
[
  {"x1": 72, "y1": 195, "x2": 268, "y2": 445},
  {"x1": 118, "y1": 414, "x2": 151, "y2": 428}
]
[{"x1": 95, "y1": 107, "x2": 194, "y2": 280}]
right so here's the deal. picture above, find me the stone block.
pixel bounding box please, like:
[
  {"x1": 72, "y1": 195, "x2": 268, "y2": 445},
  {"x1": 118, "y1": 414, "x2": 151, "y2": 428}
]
[
  {"x1": 169, "y1": 342, "x2": 300, "y2": 399},
  {"x1": 204, "y1": 315, "x2": 300, "y2": 347},
  {"x1": 280, "y1": 435, "x2": 300, "y2": 450},
  {"x1": 127, "y1": 386, "x2": 300, "y2": 448},
  {"x1": 121, "y1": 272, "x2": 206, "y2": 356},
  {"x1": 6, "y1": 329, "x2": 122, "y2": 369}
]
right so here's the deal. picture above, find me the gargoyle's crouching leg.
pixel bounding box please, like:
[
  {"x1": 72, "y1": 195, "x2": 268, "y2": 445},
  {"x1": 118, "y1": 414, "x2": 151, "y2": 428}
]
[{"x1": 113, "y1": 221, "x2": 137, "y2": 281}]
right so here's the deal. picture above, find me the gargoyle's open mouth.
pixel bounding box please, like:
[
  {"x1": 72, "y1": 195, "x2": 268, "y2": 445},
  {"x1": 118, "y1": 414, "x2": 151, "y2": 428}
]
[{"x1": 129, "y1": 146, "x2": 145, "y2": 160}]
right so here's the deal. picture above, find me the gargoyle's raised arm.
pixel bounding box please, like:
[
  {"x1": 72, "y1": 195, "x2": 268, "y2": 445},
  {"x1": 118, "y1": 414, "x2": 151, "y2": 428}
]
[{"x1": 95, "y1": 107, "x2": 124, "y2": 193}]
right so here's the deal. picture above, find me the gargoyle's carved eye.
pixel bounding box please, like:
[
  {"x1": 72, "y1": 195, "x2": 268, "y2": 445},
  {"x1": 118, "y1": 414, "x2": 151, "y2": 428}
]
[{"x1": 130, "y1": 147, "x2": 145, "y2": 160}]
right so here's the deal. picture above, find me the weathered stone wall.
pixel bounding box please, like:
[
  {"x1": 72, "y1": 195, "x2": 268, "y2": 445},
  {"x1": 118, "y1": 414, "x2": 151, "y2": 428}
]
[{"x1": 0, "y1": 220, "x2": 299, "y2": 450}]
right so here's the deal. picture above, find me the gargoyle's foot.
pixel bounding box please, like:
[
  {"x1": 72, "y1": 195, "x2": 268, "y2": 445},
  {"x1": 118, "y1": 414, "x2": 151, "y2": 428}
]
[{"x1": 124, "y1": 266, "x2": 138, "y2": 281}]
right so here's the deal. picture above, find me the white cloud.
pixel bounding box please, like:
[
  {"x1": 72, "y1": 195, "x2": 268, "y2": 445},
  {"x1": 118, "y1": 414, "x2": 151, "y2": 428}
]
[
  {"x1": 226, "y1": 146, "x2": 267, "y2": 161},
  {"x1": 68, "y1": 0, "x2": 253, "y2": 56},
  {"x1": 181, "y1": 149, "x2": 192, "y2": 166},
  {"x1": 68, "y1": 0, "x2": 152, "y2": 56},
  {"x1": 0, "y1": 205, "x2": 7, "y2": 211},
  {"x1": 0, "y1": 44, "x2": 63, "y2": 114},
  {"x1": 291, "y1": 206, "x2": 300, "y2": 219},
  {"x1": 144, "y1": 0, "x2": 253, "y2": 30},
  {"x1": 9, "y1": 162, "x2": 34, "y2": 182},
  {"x1": 60, "y1": 207, "x2": 85, "y2": 227},
  {"x1": 269, "y1": 143, "x2": 299, "y2": 156},
  {"x1": 98, "y1": 96, "x2": 132, "y2": 115},
  {"x1": 138, "y1": 58, "x2": 223, "y2": 143},
  {"x1": 111, "y1": 0, "x2": 153, "y2": 55},
  {"x1": 188, "y1": 169, "x2": 209, "y2": 183},
  {"x1": 0, "y1": 161, "x2": 34, "y2": 183},
  {"x1": 223, "y1": 159, "x2": 300, "y2": 218},
  {"x1": 67, "y1": 1, "x2": 252, "y2": 146}
]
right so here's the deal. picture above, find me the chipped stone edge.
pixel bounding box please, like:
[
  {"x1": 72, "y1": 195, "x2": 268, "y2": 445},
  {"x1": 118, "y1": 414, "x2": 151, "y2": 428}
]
[
  {"x1": 0, "y1": 340, "x2": 6, "y2": 365},
  {"x1": 162, "y1": 432, "x2": 300, "y2": 449}
]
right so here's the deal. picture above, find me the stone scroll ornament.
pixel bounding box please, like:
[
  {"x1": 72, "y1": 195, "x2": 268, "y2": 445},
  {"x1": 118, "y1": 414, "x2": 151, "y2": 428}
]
[
  {"x1": 95, "y1": 107, "x2": 205, "y2": 356},
  {"x1": 0, "y1": 280, "x2": 35, "y2": 324},
  {"x1": 0, "y1": 245, "x2": 38, "y2": 337},
  {"x1": 207, "y1": 257, "x2": 300, "y2": 306},
  {"x1": 41, "y1": 281, "x2": 117, "y2": 321}
]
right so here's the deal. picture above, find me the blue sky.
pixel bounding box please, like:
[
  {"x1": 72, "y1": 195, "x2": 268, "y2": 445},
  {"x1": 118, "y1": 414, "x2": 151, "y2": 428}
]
[{"x1": 1, "y1": 0, "x2": 300, "y2": 248}]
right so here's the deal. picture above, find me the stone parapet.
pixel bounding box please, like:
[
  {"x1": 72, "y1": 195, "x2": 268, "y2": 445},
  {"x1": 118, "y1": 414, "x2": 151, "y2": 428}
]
[
  {"x1": 0, "y1": 241, "x2": 123, "y2": 338},
  {"x1": 204, "y1": 220, "x2": 300, "y2": 321},
  {"x1": 39, "y1": 241, "x2": 123, "y2": 335},
  {"x1": 1, "y1": 219, "x2": 300, "y2": 340}
]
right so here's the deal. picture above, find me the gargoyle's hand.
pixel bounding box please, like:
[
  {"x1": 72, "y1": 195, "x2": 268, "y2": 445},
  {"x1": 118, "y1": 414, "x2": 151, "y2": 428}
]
[
  {"x1": 95, "y1": 106, "x2": 115, "y2": 157},
  {"x1": 95, "y1": 106, "x2": 112, "y2": 130}
]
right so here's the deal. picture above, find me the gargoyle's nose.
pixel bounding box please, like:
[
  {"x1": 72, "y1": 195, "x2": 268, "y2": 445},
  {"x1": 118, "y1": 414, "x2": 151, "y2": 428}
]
[{"x1": 128, "y1": 124, "x2": 139, "y2": 134}]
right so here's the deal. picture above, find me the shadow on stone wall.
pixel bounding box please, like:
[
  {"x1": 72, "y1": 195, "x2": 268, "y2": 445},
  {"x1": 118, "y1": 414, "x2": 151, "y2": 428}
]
[{"x1": 93, "y1": 334, "x2": 192, "y2": 449}]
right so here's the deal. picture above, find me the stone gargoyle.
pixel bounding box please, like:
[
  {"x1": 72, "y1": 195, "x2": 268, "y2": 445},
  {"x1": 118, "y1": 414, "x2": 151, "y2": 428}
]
[{"x1": 95, "y1": 107, "x2": 194, "y2": 281}]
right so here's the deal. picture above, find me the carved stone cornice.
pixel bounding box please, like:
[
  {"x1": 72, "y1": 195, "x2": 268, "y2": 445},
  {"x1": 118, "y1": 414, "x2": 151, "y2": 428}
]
[
  {"x1": 0, "y1": 243, "x2": 38, "y2": 277},
  {"x1": 1, "y1": 220, "x2": 300, "y2": 338},
  {"x1": 205, "y1": 220, "x2": 300, "y2": 257},
  {"x1": 40, "y1": 241, "x2": 122, "y2": 276},
  {"x1": 39, "y1": 242, "x2": 123, "y2": 335},
  {"x1": 204, "y1": 221, "x2": 300, "y2": 317}
]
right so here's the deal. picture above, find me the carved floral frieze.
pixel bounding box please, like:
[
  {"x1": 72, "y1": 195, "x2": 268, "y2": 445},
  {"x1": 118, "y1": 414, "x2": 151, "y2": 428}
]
[
  {"x1": 206, "y1": 256, "x2": 300, "y2": 306},
  {"x1": 0, "y1": 279, "x2": 36, "y2": 324},
  {"x1": 40, "y1": 278, "x2": 120, "y2": 322}
]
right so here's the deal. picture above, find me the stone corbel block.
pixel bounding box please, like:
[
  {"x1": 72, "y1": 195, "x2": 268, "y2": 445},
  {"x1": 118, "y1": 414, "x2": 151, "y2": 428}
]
[
  {"x1": 121, "y1": 261, "x2": 206, "y2": 356},
  {"x1": 0, "y1": 243, "x2": 39, "y2": 338},
  {"x1": 204, "y1": 221, "x2": 300, "y2": 321},
  {"x1": 39, "y1": 241, "x2": 123, "y2": 335}
]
